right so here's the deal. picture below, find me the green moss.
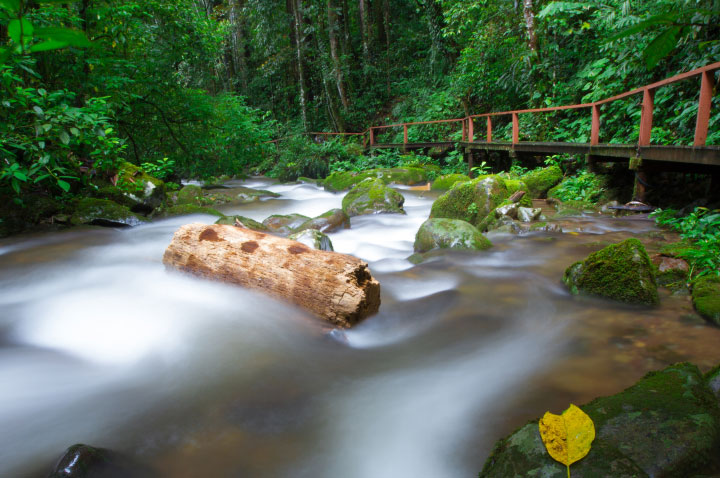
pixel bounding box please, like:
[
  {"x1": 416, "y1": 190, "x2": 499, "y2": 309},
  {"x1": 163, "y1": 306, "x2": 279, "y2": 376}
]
[
  {"x1": 522, "y1": 165, "x2": 563, "y2": 198},
  {"x1": 431, "y1": 173, "x2": 470, "y2": 191},
  {"x1": 323, "y1": 168, "x2": 427, "y2": 192},
  {"x1": 480, "y1": 363, "x2": 720, "y2": 478},
  {"x1": 504, "y1": 179, "x2": 533, "y2": 207},
  {"x1": 692, "y1": 276, "x2": 720, "y2": 325},
  {"x1": 176, "y1": 184, "x2": 204, "y2": 205},
  {"x1": 430, "y1": 175, "x2": 509, "y2": 227},
  {"x1": 161, "y1": 204, "x2": 223, "y2": 217},
  {"x1": 70, "y1": 198, "x2": 146, "y2": 227},
  {"x1": 414, "y1": 218, "x2": 492, "y2": 253},
  {"x1": 563, "y1": 238, "x2": 659, "y2": 305},
  {"x1": 214, "y1": 215, "x2": 267, "y2": 231},
  {"x1": 342, "y1": 178, "x2": 405, "y2": 216}
]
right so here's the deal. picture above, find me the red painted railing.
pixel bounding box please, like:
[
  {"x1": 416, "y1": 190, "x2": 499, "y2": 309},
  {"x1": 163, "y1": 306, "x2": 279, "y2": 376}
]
[{"x1": 280, "y1": 62, "x2": 719, "y2": 151}]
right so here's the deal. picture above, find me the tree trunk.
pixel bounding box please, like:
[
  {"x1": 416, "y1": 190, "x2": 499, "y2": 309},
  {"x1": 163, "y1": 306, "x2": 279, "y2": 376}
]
[
  {"x1": 523, "y1": 0, "x2": 538, "y2": 54},
  {"x1": 163, "y1": 224, "x2": 381, "y2": 328},
  {"x1": 327, "y1": 0, "x2": 349, "y2": 109},
  {"x1": 228, "y1": 0, "x2": 249, "y2": 92},
  {"x1": 359, "y1": 0, "x2": 370, "y2": 69},
  {"x1": 290, "y1": 0, "x2": 309, "y2": 130}
]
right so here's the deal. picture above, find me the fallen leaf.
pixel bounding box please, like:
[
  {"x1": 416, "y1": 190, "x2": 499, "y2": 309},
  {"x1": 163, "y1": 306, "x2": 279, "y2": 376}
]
[{"x1": 539, "y1": 404, "x2": 595, "y2": 477}]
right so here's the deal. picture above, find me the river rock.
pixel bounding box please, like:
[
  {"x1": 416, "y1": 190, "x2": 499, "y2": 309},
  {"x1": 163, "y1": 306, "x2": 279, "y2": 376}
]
[
  {"x1": 479, "y1": 363, "x2": 720, "y2": 478},
  {"x1": 342, "y1": 178, "x2": 405, "y2": 216},
  {"x1": 295, "y1": 208, "x2": 351, "y2": 234},
  {"x1": 159, "y1": 204, "x2": 224, "y2": 217},
  {"x1": 289, "y1": 228, "x2": 334, "y2": 251},
  {"x1": 176, "y1": 184, "x2": 204, "y2": 205},
  {"x1": 495, "y1": 203, "x2": 518, "y2": 219},
  {"x1": 490, "y1": 216, "x2": 521, "y2": 234},
  {"x1": 414, "y1": 218, "x2": 492, "y2": 253},
  {"x1": 692, "y1": 276, "x2": 720, "y2": 325},
  {"x1": 431, "y1": 173, "x2": 471, "y2": 191},
  {"x1": 204, "y1": 186, "x2": 280, "y2": 205},
  {"x1": 563, "y1": 238, "x2": 659, "y2": 305},
  {"x1": 651, "y1": 254, "x2": 689, "y2": 289},
  {"x1": 430, "y1": 175, "x2": 509, "y2": 227},
  {"x1": 323, "y1": 167, "x2": 427, "y2": 192},
  {"x1": 215, "y1": 215, "x2": 268, "y2": 231},
  {"x1": 70, "y1": 198, "x2": 147, "y2": 227},
  {"x1": 517, "y1": 206, "x2": 542, "y2": 222},
  {"x1": 49, "y1": 443, "x2": 155, "y2": 478},
  {"x1": 117, "y1": 162, "x2": 166, "y2": 211},
  {"x1": 527, "y1": 221, "x2": 563, "y2": 233},
  {"x1": 521, "y1": 165, "x2": 563, "y2": 198},
  {"x1": 262, "y1": 213, "x2": 311, "y2": 235}
]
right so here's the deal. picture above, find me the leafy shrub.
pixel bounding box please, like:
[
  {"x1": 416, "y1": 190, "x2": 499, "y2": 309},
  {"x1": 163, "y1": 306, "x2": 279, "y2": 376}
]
[{"x1": 549, "y1": 172, "x2": 606, "y2": 202}]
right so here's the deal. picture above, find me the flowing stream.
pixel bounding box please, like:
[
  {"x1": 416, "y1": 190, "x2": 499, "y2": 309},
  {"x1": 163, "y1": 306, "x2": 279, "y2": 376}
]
[{"x1": 2, "y1": 179, "x2": 720, "y2": 478}]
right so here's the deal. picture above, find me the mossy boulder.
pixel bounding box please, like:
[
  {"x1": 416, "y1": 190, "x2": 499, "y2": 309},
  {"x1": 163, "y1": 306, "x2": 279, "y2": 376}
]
[
  {"x1": 414, "y1": 218, "x2": 492, "y2": 253},
  {"x1": 262, "y1": 213, "x2": 311, "y2": 235},
  {"x1": 70, "y1": 198, "x2": 147, "y2": 227},
  {"x1": 504, "y1": 179, "x2": 533, "y2": 207},
  {"x1": 342, "y1": 178, "x2": 405, "y2": 216},
  {"x1": 563, "y1": 238, "x2": 659, "y2": 306},
  {"x1": 480, "y1": 363, "x2": 720, "y2": 478},
  {"x1": 692, "y1": 276, "x2": 720, "y2": 325},
  {"x1": 322, "y1": 167, "x2": 427, "y2": 192},
  {"x1": 176, "y1": 184, "x2": 204, "y2": 206},
  {"x1": 160, "y1": 204, "x2": 223, "y2": 217},
  {"x1": 522, "y1": 165, "x2": 563, "y2": 198},
  {"x1": 204, "y1": 186, "x2": 280, "y2": 205},
  {"x1": 430, "y1": 175, "x2": 509, "y2": 227},
  {"x1": 431, "y1": 174, "x2": 470, "y2": 191},
  {"x1": 117, "y1": 162, "x2": 166, "y2": 210},
  {"x1": 214, "y1": 215, "x2": 267, "y2": 231},
  {"x1": 295, "y1": 208, "x2": 351, "y2": 233},
  {"x1": 288, "y1": 228, "x2": 334, "y2": 251}
]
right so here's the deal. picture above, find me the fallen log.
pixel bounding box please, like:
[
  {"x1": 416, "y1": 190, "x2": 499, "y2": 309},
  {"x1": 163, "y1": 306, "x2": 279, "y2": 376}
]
[{"x1": 162, "y1": 223, "x2": 381, "y2": 328}]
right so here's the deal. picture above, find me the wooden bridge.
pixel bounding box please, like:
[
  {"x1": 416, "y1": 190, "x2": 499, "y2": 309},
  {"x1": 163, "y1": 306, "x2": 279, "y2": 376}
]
[{"x1": 303, "y1": 62, "x2": 720, "y2": 200}]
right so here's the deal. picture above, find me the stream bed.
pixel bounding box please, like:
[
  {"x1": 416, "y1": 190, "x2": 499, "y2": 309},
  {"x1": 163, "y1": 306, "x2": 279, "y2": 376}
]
[{"x1": 2, "y1": 178, "x2": 720, "y2": 477}]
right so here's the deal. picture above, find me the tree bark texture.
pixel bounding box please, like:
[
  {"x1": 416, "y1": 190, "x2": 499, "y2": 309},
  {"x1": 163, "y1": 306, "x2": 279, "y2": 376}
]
[
  {"x1": 327, "y1": 0, "x2": 349, "y2": 109},
  {"x1": 163, "y1": 224, "x2": 381, "y2": 328},
  {"x1": 289, "y1": 0, "x2": 309, "y2": 130},
  {"x1": 523, "y1": 0, "x2": 538, "y2": 54}
]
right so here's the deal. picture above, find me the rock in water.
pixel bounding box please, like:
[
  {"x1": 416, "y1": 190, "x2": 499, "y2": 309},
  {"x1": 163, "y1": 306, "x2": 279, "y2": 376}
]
[
  {"x1": 262, "y1": 213, "x2": 311, "y2": 235},
  {"x1": 692, "y1": 276, "x2": 720, "y2": 325},
  {"x1": 563, "y1": 238, "x2": 659, "y2": 306},
  {"x1": 295, "y1": 208, "x2": 351, "y2": 234},
  {"x1": 288, "y1": 228, "x2": 334, "y2": 251},
  {"x1": 414, "y1": 218, "x2": 492, "y2": 253},
  {"x1": 479, "y1": 363, "x2": 720, "y2": 478},
  {"x1": 49, "y1": 444, "x2": 154, "y2": 478},
  {"x1": 70, "y1": 198, "x2": 147, "y2": 228},
  {"x1": 342, "y1": 178, "x2": 405, "y2": 216},
  {"x1": 430, "y1": 175, "x2": 509, "y2": 227},
  {"x1": 162, "y1": 223, "x2": 380, "y2": 328}
]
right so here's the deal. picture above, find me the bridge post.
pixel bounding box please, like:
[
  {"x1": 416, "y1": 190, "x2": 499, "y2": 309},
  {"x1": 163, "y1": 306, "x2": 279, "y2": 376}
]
[
  {"x1": 468, "y1": 118, "x2": 474, "y2": 143},
  {"x1": 370, "y1": 128, "x2": 375, "y2": 146},
  {"x1": 591, "y1": 105, "x2": 600, "y2": 145},
  {"x1": 694, "y1": 70, "x2": 713, "y2": 146},
  {"x1": 638, "y1": 88, "x2": 655, "y2": 146},
  {"x1": 512, "y1": 113, "x2": 519, "y2": 144},
  {"x1": 466, "y1": 148, "x2": 474, "y2": 178},
  {"x1": 486, "y1": 117, "x2": 492, "y2": 143}
]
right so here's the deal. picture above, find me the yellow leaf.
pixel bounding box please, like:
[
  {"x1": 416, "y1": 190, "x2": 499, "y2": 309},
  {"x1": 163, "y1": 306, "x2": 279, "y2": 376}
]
[{"x1": 539, "y1": 404, "x2": 595, "y2": 478}]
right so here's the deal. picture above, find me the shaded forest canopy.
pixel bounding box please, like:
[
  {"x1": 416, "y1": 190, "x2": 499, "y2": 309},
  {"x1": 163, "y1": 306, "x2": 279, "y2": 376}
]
[{"x1": 0, "y1": 0, "x2": 719, "y2": 190}]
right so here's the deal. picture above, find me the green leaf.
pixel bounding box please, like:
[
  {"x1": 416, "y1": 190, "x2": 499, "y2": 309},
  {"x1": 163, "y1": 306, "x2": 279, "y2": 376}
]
[
  {"x1": 13, "y1": 171, "x2": 27, "y2": 181},
  {"x1": 606, "y1": 13, "x2": 679, "y2": 42},
  {"x1": 70, "y1": 127, "x2": 79, "y2": 136},
  {"x1": 8, "y1": 18, "x2": 34, "y2": 46},
  {"x1": 33, "y1": 27, "x2": 92, "y2": 47},
  {"x1": 0, "y1": 0, "x2": 19, "y2": 13},
  {"x1": 0, "y1": 47, "x2": 9, "y2": 65},
  {"x1": 57, "y1": 179, "x2": 70, "y2": 192},
  {"x1": 59, "y1": 130, "x2": 70, "y2": 145},
  {"x1": 644, "y1": 26, "x2": 682, "y2": 69},
  {"x1": 33, "y1": 106, "x2": 44, "y2": 116},
  {"x1": 29, "y1": 40, "x2": 69, "y2": 53}
]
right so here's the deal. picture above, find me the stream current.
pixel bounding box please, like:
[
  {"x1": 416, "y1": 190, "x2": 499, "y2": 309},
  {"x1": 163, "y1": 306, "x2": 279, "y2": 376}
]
[{"x1": 2, "y1": 178, "x2": 720, "y2": 477}]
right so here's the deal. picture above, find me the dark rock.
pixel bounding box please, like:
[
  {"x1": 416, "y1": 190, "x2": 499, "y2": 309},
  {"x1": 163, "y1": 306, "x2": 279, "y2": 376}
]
[
  {"x1": 262, "y1": 213, "x2": 311, "y2": 235},
  {"x1": 288, "y1": 228, "x2": 334, "y2": 251},
  {"x1": 480, "y1": 363, "x2": 720, "y2": 478},
  {"x1": 295, "y1": 208, "x2": 351, "y2": 234},
  {"x1": 49, "y1": 444, "x2": 154, "y2": 478},
  {"x1": 70, "y1": 198, "x2": 147, "y2": 228},
  {"x1": 414, "y1": 218, "x2": 492, "y2": 253},
  {"x1": 563, "y1": 238, "x2": 659, "y2": 306},
  {"x1": 214, "y1": 215, "x2": 268, "y2": 231},
  {"x1": 342, "y1": 178, "x2": 405, "y2": 216}
]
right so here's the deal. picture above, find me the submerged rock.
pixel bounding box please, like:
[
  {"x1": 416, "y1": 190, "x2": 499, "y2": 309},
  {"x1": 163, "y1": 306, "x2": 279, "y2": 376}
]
[
  {"x1": 521, "y1": 165, "x2": 563, "y2": 198},
  {"x1": 479, "y1": 363, "x2": 720, "y2": 478},
  {"x1": 563, "y1": 238, "x2": 659, "y2": 306},
  {"x1": 414, "y1": 218, "x2": 492, "y2": 253},
  {"x1": 262, "y1": 213, "x2": 311, "y2": 235},
  {"x1": 295, "y1": 208, "x2": 351, "y2": 234},
  {"x1": 289, "y1": 228, "x2": 334, "y2": 251},
  {"x1": 214, "y1": 215, "x2": 267, "y2": 231},
  {"x1": 692, "y1": 276, "x2": 720, "y2": 325},
  {"x1": 49, "y1": 443, "x2": 155, "y2": 478},
  {"x1": 342, "y1": 178, "x2": 405, "y2": 216},
  {"x1": 430, "y1": 175, "x2": 509, "y2": 227},
  {"x1": 70, "y1": 198, "x2": 147, "y2": 228}
]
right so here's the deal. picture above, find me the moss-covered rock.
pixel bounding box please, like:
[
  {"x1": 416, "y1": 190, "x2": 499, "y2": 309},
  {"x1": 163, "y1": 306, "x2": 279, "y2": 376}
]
[
  {"x1": 288, "y1": 228, "x2": 334, "y2": 251},
  {"x1": 342, "y1": 178, "x2": 405, "y2": 216},
  {"x1": 563, "y1": 238, "x2": 659, "y2": 306},
  {"x1": 706, "y1": 365, "x2": 720, "y2": 402},
  {"x1": 693, "y1": 276, "x2": 720, "y2": 325},
  {"x1": 430, "y1": 175, "x2": 509, "y2": 227},
  {"x1": 414, "y1": 218, "x2": 492, "y2": 253},
  {"x1": 118, "y1": 162, "x2": 166, "y2": 210},
  {"x1": 70, "y1": 198, "x2": 147, "y2": 227},
  {"x1": 160, "y1": 204, "x2": 224, "y2": 217},
  {"x1": 431, "y1": 173, "x2": 471, "y2": 191},
  {"x1": 214, "y1": 215, "x2": 267, "y2": 231},
  {"x1": 480, "y1": 363, "x2": 720, "y2": 478},
  {"x1": 504, "y1": 179, "x2": 533, "y2": 207},
  {"x1": 322, "y1": 167, "x2": 427, "y2": 192},
  {"x1": 176, "y1": 184, "x2": 204, "y2": 206},
  {"x1": 522, "y1": 165, "x2": 563, "y2": 198},
  {"x1": 554, "y1": 199, "x2": 599, "y2": 217},
  {"x1": 295, "y1": 208, "x2": 351, "y2": 233},
  {"x1": 652, "y1": 255, "x2": 690, "y2": 290},
  {"x1": 262, "y1": 213, "x2": 311, "y2": 235}
]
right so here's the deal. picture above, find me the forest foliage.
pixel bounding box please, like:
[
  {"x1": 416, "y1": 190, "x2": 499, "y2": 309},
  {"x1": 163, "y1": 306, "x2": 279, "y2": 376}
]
[{"x1": 0, "y1": 0, "x2": 718, "y2": 199}]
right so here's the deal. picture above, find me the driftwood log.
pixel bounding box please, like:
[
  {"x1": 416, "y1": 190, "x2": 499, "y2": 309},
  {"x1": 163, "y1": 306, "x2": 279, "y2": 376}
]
[{"x1": 162, "y1": 223, "x2": 381, "y2": 328}]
